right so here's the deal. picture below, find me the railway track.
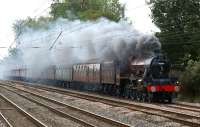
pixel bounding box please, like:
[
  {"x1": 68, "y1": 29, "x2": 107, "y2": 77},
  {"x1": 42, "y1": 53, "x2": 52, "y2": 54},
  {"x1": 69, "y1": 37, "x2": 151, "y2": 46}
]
[
  {"x1": 163, "y1": 103, "x2": 200, "y2": 113},
  {"x1": 175, "y1": 102, "x2": 200, "y2": 110},
  {"x1": 5, "y1": 80, "x2": 200, "y2": 127},
  {"x1": 0, "y1": 92, "x2": 47, "y2": 127},
  {"x1": 0, "y1": 112, "x2": 13, "y2": 127},
  {"x1": 0, "y1": 83, "x2": 131, "y2": 127}
]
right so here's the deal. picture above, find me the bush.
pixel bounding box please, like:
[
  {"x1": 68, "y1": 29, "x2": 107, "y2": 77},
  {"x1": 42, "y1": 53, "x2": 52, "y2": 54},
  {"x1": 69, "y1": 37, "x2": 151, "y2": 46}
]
[{"x1": 180, "y1": 60, "x2": 200, "y2": 102}]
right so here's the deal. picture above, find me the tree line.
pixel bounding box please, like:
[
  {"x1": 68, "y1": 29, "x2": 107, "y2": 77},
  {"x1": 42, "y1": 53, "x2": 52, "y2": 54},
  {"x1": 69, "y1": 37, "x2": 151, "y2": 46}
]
[
  {"x1": 149, "y1": 0, "x2": 200, "y2": 101},
  {"x1": 13, "y1": 0, "x2": 125, "y2": 35}
]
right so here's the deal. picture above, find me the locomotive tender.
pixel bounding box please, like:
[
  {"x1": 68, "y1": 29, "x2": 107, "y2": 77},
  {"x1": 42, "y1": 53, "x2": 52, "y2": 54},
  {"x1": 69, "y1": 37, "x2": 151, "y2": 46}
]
[{"x1": 7, "y1": 54, "x2": 179, "y2": 103}]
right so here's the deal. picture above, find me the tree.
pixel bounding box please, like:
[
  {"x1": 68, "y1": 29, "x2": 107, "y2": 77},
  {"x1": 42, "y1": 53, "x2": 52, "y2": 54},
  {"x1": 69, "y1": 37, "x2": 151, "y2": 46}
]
[
  {"x1": 50, "y1": 0, "x2": 125, "y2": 21},
  {"x1": 12, "y1": 0, "x2": 125, "y2": 45},
  {"x1": 13, "y1": 16, "x2": 52, "y2": 34},
  {"x1": 11, "y1": 0, "x2": 125, "y2": 56},
  {"x1": 8, "y1": 48, "x2": 20, "y2": 57},
  {"x1": 180, "y1": 59, "x2": 200, "y2": 102},
  {"x1": 149, "y1": 0, "x2": 200, "y2": 67}
]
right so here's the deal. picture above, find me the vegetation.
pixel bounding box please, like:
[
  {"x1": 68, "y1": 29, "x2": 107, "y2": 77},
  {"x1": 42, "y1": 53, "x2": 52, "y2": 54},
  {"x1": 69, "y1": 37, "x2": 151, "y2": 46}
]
[
  {"x1": 180, "y1": 59, "x2": 200, "y2": 102},
  {"x1": 149, "y1": 0, "x2": 200, "y2": 101},
  {"x1": 13, "y1": 16, "x2": 52, "y2": 36},
  {"x1": 149, "y1": 0, "x2": 200, "y2": 67},
  {"x1": 8, "y1": 48, "x2": 19, "y2": 57},
  {"x1": 12, "y1": 0, "x2": 125, "y2": 43},
  {"x1": 4, "y1": 48, "x2": 23, "y2": 63},
  {"x1": 50, "y1": 0, "x2": 125, "y2": 21},
  {"x1": 11, "y1": 0, "x2": 125, "y2": 56}
]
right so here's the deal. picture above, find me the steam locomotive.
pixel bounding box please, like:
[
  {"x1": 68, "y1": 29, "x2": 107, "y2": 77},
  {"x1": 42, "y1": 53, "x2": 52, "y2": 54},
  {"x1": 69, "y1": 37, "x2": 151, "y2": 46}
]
[{"x1": 6, "y1": 54, "x2": 179, "y2": 103}]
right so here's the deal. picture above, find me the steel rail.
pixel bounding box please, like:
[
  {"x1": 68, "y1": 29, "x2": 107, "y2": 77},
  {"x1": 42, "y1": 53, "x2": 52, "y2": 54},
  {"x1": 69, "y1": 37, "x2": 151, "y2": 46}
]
[
  {"x1": 0, "y1": 112, "x2": 13, "y2": 127},
  {"x1": 5, "y1": 81, "x2": 200, "y2": 127},
  {"x1": 165, "y1": 104, "x2": 200, "y2": 113},
  {"x1": 0, "y1": 86, "x2": 96, "y2": 127},
  {"x1": 175, "y1": 102, "x2": 200, "y2": 109},
  {"x1": 0, "y1": 84, "x2": 131, "y2": 127},
  {"x1": 32, "y1": 85, "x2": 200, "y2": 117},
  {"x1": 0, "y1": 93, "x2": 47, "y2": 127},
  {"x1": 15, "y1": 82, "x2": 200, "y2": 127}
]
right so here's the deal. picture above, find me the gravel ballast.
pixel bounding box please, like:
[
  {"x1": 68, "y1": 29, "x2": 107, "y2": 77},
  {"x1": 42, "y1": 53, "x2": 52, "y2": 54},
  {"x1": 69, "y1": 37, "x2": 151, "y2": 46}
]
[
  {"x1": 14, "y1": 84, "x2": 190, "y2": 127},
  {"x1": 0, "y1": 87, "x2": 84, "y2": 127}
]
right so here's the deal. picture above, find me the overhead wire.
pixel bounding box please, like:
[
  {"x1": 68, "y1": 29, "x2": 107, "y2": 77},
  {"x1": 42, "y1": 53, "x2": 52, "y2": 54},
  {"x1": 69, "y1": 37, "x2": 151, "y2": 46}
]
[
  {"x1": 9, "y1": 29, "x2": 200, "y2": 50},
  {"x1": 8, "y1": 23, "x2": 200, "y2": 50},
  {"x1": 8, "y1": 1, "x2": 51, "y2": 49},
  {"x1": 8, "y1": 1, "x2": 200, "y2": 49},
  {"x1": 32, "y1": 0, "x2": 51, "y2": 16}
]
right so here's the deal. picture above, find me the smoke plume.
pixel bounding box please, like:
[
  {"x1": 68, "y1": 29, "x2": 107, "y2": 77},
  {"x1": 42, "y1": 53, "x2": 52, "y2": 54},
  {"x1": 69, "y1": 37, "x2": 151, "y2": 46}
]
[{"x1": 1, "y1": 18, "x2": 161, "y2": 78}]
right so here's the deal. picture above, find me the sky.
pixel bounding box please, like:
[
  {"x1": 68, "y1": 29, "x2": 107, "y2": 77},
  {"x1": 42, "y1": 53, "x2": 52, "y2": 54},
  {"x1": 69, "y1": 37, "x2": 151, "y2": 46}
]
[{"x1": 0, "y1": 0, "x2": 159, "y2": 59}]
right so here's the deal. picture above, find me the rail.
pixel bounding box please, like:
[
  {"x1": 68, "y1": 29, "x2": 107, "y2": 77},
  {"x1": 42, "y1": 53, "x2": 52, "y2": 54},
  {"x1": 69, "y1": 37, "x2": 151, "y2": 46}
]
[
  {"x1": 0, "y1": 112, "x2": 13, "y2": 127},
  {"x1": 0, "y1": 93, "x2": 47, "y2": 127},
  {"x1": 4, "y1": 81, "x2": 200, "y2": 127},
  {"x1": 0, "y1": 84, "x2": 131, "y2": 127}
]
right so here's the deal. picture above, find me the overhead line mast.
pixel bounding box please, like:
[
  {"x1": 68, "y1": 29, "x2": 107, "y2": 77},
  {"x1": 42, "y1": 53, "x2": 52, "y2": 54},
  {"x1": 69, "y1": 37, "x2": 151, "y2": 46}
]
[{"x1": 49, "y1": 31, "x2": 63, "y2": 50}]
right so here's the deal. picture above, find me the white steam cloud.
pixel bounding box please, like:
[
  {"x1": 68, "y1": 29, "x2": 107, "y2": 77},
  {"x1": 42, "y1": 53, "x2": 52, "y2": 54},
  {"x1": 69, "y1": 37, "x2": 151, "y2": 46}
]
[{"x1": 1, "y1": 18, "x2": 161, "y2": 78}]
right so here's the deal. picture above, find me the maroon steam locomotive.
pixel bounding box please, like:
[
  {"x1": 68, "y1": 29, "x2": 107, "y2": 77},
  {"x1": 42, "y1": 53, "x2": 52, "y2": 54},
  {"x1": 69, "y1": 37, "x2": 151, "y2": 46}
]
[{"x1": 7, "y1": 54, "x2": 179, "y2": 103}]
